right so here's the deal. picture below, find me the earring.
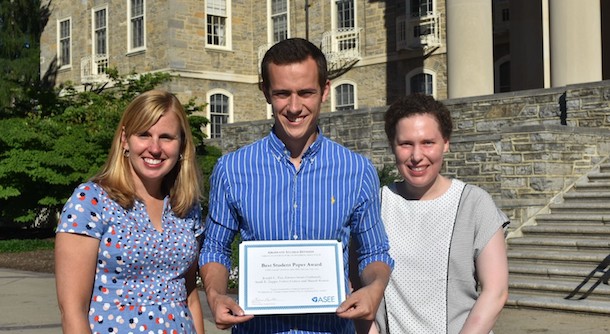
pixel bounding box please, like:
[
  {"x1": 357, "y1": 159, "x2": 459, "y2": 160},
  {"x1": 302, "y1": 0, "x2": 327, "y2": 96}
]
[
  {"x1": 123, "y1": 149, "x2": 130, "y2": 157},
  {"x1": 179, "y1": 154, "x2": 184, "y2": 161}
]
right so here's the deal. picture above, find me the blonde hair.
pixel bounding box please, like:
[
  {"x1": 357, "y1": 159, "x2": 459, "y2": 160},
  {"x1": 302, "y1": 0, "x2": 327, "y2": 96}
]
[{"x1": 92, "y1": 90, "x2": 202, "y2": 217}]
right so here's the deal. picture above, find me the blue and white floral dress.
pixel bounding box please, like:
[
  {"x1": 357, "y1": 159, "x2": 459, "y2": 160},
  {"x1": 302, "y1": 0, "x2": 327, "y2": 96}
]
[{"x1": 57, "y1": 181, "x2": 203, "y2": 334}]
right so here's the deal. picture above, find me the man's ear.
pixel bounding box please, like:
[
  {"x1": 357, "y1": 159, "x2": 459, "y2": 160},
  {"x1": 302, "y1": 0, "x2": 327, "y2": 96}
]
[
  {"x1": 321, "y1": 80, "x2": 330, "y2": 103},
  {"x1": 263, "y1": 90, "x2": 272, "y2": 105}
]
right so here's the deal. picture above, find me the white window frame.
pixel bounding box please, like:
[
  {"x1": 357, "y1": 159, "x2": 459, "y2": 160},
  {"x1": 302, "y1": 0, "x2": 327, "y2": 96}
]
[
  {"x1": 266, "y1": 104, "x2": 273, "y2": 120},
  {"x1": 334, "y1": 0, "x2": 355, "y2": 30},
  {"x1": 409, "y1": 0, "x2": 434, "y2": 18},
  {"x1": 57, "y1": 17, "x2": 72, "y2": 68},
  {"x1": 330, "y1": 0, "x2": 358, "y2": 52},
  {"x1": 92, "y1": 6, "x2": 109, "y2": 74},
  {"x1": 127, "y1": 0, "x2": 146, "y2": 53},
  {"x1": 206, "y1": 89, "x2": 234, "y2": 138},
  {"x1": 406, "y1": 68, "x2": 436, "y2": 98},
  {"x1": 205, "y1": 0, "x2": 232, "y2": 50},
  {"x1": 267, "y1": 0, "x2": 290, "y2": 44},
  {"x1": 331, "y1": 80, "x2": 357, "y2": 112}
]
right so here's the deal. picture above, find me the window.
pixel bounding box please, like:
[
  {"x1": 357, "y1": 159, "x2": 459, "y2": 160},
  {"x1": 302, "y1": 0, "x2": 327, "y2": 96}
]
[
  {"x1": 58, "y1": 18, "x2": 71, "y2": 67},
  {"x1": 502, "y1": 8, "x2": 510, "y2": 22},
  {"x1": 407, "y1": 70, "x2": 435, "y2": 97},
  {"x1": 498, "y1": 61, "x2": 510, "y2": 92},
  {"x1": 271, "y1": 0, "x2": 288, "y2": 43},
  {"x1": 413, "y1": 21, "x2": 435, "y2": 38},
  {"x1": 410, "y1": 0, "x2": 433, "y2": 18},
  {"x1": 129, "y1": 0, "x2": 145, "y2": 50},
  {"x1": 336, "y1": 0, "x2": 354, "y2": 30},
  {"x1": 334, "y1": 83, "x2": 355, "y2": 111},
  {"x1": 207, "y1": 91, "x2": 233, "y2": 138},
  {"x1": 331, "y1": 81, "x2": 357, "y2": 111},
  {"x1": 410, "y1": 73, "x2": 433, "y2": 95},
  {"x1": 94, "y1": 8, "x2": 107, "y2": 56},
  {"x1": 334, "y1": 0, "x2": 357, "y2": 51},
  {"x1": 206, "y1": 0, "x2": 231, "y2": 48},
  {"x1": 93, "y1": 8, "x2": 108, "y2": 74},
  {"x1": 495, "y1": 57, "x2": 511, "y2": 93}
]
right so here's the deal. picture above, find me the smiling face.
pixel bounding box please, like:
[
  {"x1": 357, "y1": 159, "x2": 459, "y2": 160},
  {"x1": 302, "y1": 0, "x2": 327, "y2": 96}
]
[
  {"x1": 265, "y1": 56, "x2": 330, "y2": 153},
  {"x1": 392, "y1": 113, "x2": 450, "y2": 199},
  {"x1": 122, "y1": 111, "x2": 182, "y2": 194}
]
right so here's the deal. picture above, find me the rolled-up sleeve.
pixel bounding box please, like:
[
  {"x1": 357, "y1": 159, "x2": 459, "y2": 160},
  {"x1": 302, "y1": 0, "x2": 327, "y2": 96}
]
[
  {"x1": 199, "y1": 158, "x2": 239, "y2": 271},
  {"x1": 352, "y1": 162, "x2": 395, "y2": 274}
]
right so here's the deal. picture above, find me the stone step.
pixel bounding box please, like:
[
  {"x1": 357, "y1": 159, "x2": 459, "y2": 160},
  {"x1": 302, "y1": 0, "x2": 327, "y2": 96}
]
[
  {"x1": 534, "y1": 213, "x2": 610, "y2": 225},
  {"x1": 509, "y1": 263, "x2": 608, "y2": 280},
  {"x1": 505, "y1": 161, "x2": 610, "y2": 316},
  {"x1": 509, "y1": 277, "x2": 610, "y2": 300},
  {"x1": 520, "y1": 224, "x2": 610, "y2": 239},
  {"x1": 600, "y1": 164, "x2": 610, "y2": 174},
  {"x1": 587, "y1": 172, "x2": 610, "y2": 182},
  {"x1": 549, "y1": 202, "x2": 610, "y2": 214},
  {"x1": 507, "y1": 293, "x2": 610, "y2": 314},
  {"x1": 562, "y1": 191, "x2": 610, "y2": 203},
  {"x1": 573, "y1": 181, "x2": 610, "y2": 192},
  {"x1": 507, "y1": 249, "x2": 610, "y2": 266},
  {"x1": 507, "y1": 237, "x2": 610, "y2": 251}
]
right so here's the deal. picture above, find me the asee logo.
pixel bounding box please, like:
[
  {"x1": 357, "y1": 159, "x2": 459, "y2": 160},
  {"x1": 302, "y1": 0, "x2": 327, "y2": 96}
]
[{"x1": 311, "y1": 296, "x2": 336, "y2": 303}]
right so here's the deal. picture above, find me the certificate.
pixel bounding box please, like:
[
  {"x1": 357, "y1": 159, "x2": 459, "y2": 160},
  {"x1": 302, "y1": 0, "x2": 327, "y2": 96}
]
[{"x1": 238, "y1": 239, "x2": 346, "y2": 315}]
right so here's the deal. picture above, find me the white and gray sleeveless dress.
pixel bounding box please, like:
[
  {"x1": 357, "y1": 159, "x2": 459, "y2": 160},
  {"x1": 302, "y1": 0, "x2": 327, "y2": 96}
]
[{"x1": 377, "y1": 179, "x2": 508, "y2": 334}]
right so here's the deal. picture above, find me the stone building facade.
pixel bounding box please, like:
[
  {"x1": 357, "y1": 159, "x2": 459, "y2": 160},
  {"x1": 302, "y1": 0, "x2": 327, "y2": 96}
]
[
  {"x1": 39, "y1": 0, "x2": 448, "y2": 139},
  {"x1": 39, "y1": 0, "x2": 610, "y2": 137},
  {"x1": 38, "y1": 0, "x2": 610, "y2": 226}
]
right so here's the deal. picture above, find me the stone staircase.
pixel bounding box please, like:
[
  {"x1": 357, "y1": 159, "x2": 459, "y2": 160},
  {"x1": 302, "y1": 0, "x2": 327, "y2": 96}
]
[{"x1": 506, "y1": 163, "x2": 610, "y2": 314}]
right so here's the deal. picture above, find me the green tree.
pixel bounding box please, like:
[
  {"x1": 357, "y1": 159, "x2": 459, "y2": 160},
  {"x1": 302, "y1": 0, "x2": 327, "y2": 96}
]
[
  {"x1": 0, "y1": 0, "x2": 50, "y2": 118},
  {"x1": 0, "y1": 71, "x2": 211, "y2": 226}
]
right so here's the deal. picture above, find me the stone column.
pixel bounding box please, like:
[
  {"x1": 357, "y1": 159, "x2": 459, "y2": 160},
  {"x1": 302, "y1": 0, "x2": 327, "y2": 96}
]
[
  {"x1": 549, "y1": 0, "x2": 602, "y2": 87},
  {"x1": 446, "y1": 0, "x2": 494, "y2": 98}
]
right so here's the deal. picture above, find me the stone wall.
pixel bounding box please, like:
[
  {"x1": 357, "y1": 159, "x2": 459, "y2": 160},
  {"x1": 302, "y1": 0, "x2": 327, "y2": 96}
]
[{"x1": 215, "y1": 80, "x2": 610, "y2": 229}]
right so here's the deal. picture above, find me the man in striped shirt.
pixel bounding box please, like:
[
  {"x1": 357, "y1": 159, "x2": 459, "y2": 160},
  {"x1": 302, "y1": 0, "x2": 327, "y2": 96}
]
[{"x1": 199, "y1": 38, "x2": 394, "y2": 334}]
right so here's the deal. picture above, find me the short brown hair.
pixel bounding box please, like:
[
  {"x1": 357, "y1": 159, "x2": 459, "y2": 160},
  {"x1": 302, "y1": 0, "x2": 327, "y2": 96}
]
[
  {"x1": 384, "y1": 93, "x2": 453, "y2": 144},
  {"x1": 260, "y1": 38, "x2": 328, "y2": 93}
]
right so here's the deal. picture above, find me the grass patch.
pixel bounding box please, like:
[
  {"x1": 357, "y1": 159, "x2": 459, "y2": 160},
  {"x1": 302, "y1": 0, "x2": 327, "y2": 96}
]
[{"x1": 0, "y1": 239, "x2": 55, "y2": 253}]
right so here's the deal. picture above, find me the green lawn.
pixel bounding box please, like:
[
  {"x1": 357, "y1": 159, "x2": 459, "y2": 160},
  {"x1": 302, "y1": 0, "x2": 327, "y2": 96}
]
[{"x1": 0, "y1": 239, "x2": 55, "y2": 253}]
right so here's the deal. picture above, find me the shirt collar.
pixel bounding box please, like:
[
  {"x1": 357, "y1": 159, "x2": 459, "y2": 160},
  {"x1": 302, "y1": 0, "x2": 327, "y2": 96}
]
[{"x1": 268, "y1": 126, "x2": 325, "y2": 160}]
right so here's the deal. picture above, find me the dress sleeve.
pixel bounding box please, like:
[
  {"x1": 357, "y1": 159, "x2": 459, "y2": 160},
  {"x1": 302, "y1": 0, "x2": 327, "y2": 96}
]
[
  {"x1": 56, "y1": 182, "x2": 106, "y2": 240},
  {"x1": 351, "y1": 161, "x2": 395, "y2": 274},
  {"x1": 462, "y1": 185, "x2": 510, "y2": 259}
]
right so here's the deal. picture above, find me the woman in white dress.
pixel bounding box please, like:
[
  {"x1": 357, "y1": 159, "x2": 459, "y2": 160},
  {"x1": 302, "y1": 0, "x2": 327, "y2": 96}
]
[{"x1": 375, "y1": 94, "x2": 509, "y2": 334}]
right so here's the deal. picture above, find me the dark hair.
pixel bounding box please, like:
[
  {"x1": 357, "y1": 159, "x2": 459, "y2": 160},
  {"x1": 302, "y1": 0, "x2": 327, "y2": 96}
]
[
  {"x1": 260, "y1": 38, "x2": 328, "y2": 93},
  {"x1": 384, "y1": 93, "x2": 453, "y2": 143}
]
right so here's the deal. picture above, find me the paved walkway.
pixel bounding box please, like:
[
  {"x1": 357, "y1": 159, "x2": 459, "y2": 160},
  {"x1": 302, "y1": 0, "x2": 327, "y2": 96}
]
[
  {"x1": 2, "y1": 267, "x2": 610, "y2": 333},
  {"x1": 0, "y1": 268, "x2": 227, "y2": 334}
]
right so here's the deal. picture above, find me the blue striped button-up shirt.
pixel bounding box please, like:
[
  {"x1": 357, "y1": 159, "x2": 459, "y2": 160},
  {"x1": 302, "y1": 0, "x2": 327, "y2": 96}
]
[{"x1": 200, "y1": 129, "x2": 394, "y2": 334}]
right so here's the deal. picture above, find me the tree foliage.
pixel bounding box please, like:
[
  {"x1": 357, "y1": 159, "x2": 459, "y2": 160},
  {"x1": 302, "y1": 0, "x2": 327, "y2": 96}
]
[
  {"x1": 0, "y1": 72, "x2": 212, "y2": 226},
  {"x1": 0, "y1": 0, "x2": 51, "y2": 118}
]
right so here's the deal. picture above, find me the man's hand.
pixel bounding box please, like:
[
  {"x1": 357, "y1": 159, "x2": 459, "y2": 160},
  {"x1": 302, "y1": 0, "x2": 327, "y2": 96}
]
[
  {"x1": 336, "y1": 261, "x2": 391, "y2": 320},
  {"x1": 207, "y1": 293, "x2": 254, "y2": 330},
  {"x1": 336, "y1": 285, "x2": 380, "y2": 320},
  {"x1": 201, "y1": 262, "x2": 254, "y2": 330}
]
